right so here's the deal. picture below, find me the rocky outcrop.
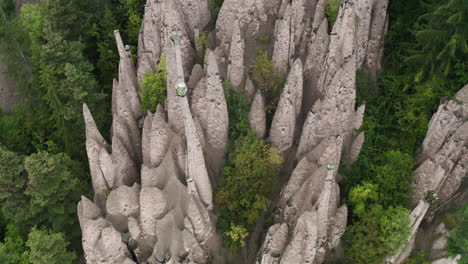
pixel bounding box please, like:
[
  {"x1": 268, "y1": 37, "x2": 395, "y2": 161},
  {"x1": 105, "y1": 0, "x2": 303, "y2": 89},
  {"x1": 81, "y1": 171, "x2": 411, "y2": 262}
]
[
  {"x1": 257, "y1": 1, "x2": 375, "y2": 262},
  {"x1": 413, "y1": 84, "x2": 468, "y2": 204},
  {"x1": 270, "y1": 59, "x2": 303, "y2": 152},
  {"x1": 249, "y1": 90, "x2": 267, "y2": 139},
  {"x1": 191, "y1": 51, "x2": 229, "y2": 175},
  {"x1": 137, "y1": 0, "x2": 199, "y2": 82},
  {"x1": 385, "y1": 84, "x2": 468, "y2": 264},
  {"x1": 272, "y1": 4, "x2": 292, "y2": 74},
  {"x1": 78, "y1": 0, "x2": 397, "y2": 263},
  {"x1": 79, "y1": 28, "x2": 220, "y2": 263},
  {"x1": 227, "y1": 22, "x2": 245, "y2": 89}
]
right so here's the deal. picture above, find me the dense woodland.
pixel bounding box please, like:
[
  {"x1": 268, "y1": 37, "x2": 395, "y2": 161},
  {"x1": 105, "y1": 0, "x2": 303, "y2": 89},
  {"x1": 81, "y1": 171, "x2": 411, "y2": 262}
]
[{"x1": 0, "y1": 0, "x2": 466, "y2": 263}]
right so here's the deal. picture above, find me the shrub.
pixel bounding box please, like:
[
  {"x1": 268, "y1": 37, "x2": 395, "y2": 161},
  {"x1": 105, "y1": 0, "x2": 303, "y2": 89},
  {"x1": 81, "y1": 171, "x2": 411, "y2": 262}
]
[
  {"x1": 325, "y1": 0, "x2": 341, "y2": 23},
  {"x1": 196, "y1": 30, "x2": 209, "y2": 65},
  {"x1": 447, "y1": 205, "x2": 468, "y2": 263},
  {"x1": 209, "y1": 0, "x2": 224, "y2": 28},
  {"x1": 223, "y1": 80, "x2": 252, "y2": 140},
  {"x1": 442, "y1": 213, "x2": 457, "y2": 229},
  {"x1": 379, "y1": 206, "x2": 411, "y2": 254},
  {"x1": 345, "y1": 205, "x2": 411, "y2": 263},
  {"x1": 215, "y1": 135, "x2": 283, "y2": 250},
  {"x1": 139, "y1": 54, "x2": 167, "y2": 112},
  {"x1": 344, "y1": 205, "x2": 388, "y2": 264},
  {"x1": 225, "y1": 224, "x2": 248, "y2": 252},
  {"x1": 405, "y1": 252, "x2": 430, "y2": 264},
  {"x1": 250, "y1": 49, "x2": 285, "y2": 119},
  {"x1": 0, "y1": 225, "x2": 30, "y2": 264},
  {"x1": 349, "y1": 182, "x2": 378, "y2": 218},
  {"x1": 258, "y1": 34, "x2": 270, "y2": 44},
  {"x1": 375, "y1": 151, "x2": 415, "y2": 207}
]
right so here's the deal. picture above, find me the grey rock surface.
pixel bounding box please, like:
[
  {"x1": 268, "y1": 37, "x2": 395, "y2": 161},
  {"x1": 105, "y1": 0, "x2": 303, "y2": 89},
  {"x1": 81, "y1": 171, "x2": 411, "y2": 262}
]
[
  {"x1": 80, "y1": 30, "x2": 218, "y2": 264},
  {"x1": 249, "y1": 90, "x2": 267, "y2": 138},
  {"x1": 270, "y1": 59, "x2": 303, "y2": 152},
  {"x1": 227, "y1": 22, "x2": 245, "y2": 89},
  {"x1": 191, "y1": 51, "x2": 229, "y2": 175}
]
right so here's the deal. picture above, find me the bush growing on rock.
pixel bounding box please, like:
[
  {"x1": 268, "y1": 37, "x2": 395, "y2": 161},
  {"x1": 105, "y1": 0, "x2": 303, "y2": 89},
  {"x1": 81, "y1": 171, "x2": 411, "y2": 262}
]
[
  {"x1": 223, "y1": 80, "x2": 252, "y2": 140},
  {"x1": 215, "y1": 134, "x2": 283, "y2": 250},
  {"x1": 447, "y1": 205, "x2": 468, "y2": 263},
  {"x1": 325, "y1": 0, "x2": 341, "y2": 23},
  {"x1": 196, "y1": 30, "x2": 210, "y2": 64},
  {"x1": 139, "y1": 54, "x2": 167, "y2": 112},
  {"x1": 344, "y1": 205, "x2": 411, "y2": 264},
  {"x1": 250, "y1": 49, "x2": 285, "y2": 119}
]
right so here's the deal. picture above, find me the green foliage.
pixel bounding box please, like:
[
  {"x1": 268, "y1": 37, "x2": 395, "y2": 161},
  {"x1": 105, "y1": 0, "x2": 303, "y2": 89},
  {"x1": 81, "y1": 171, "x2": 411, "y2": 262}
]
[
  {"x1": 0, "y1": 147, "x2": 34, "y2": 229},
  {"x1": 0, "y1": 148, "x2": 83, "y2": 240},
  {"x1": 223, "y1": 80, "x2": 252, "y2": 140},
  {"x1": 24, "y1": 151, "x2": 82, "y2": 233},
  {"x1": 374, "y1": 151, "x2": 414, "y2": 207},
  {"x1": 0, "y1": 0, "x2": 15, "y2": 17},
  {"x1": 379, "y1": 206, "x2": 411, "y2": 254},
  {"x1": 0, "y1": 225, "x2": 30, "y2": 264},
  {"x1": 349, "y1": 182, "x2": 378, "y2": 218},
  {"x1": 447, "y1": 205, "x2": 468, "y2": 263},
  {"x1": 325, "y1": 0, "x2": 340, "y2": 23},
  {"x1": 0, "y1": 147, "x2": 27, "y2": 200},
  {"x1": 38, "y1": 28, "x2": 105, "y2": 155},
  {"x1": 215, "y1": 135, "x2": 283, "y2": 250},
  {"x1": 209, "y1": 0, "x2": 224, "y2": 28},
  {"x1": 27, "y1": 228, "x2": 76, "y2": 264},
  {"x1": 250, "y1": 49, "x2": 285, "y2": 119},
  {"x1": 224, "y1": 224, "x2": 248, "y2": 252},
  {"x1": 139, "y1": 54, "x2": 167, "y2": 112},
  {"x1": 258, "y1": 34, "x2": 270, "y2": 44},
  {"x1": 345, "y1": 205, "x2": 411, "y2": 263},
  {"x1": 406, "y1": 0, "x2": 468, "y2": 84},
  {"x1": 93, "y1": 6, "x2": 119, "y2": 94},
  {"x1": 341, "y1": 0, "x2": 467, "y2": 262},
  {"x1": 344, "y1": 206, "x2": 388, "y2": 264},
  {"x1": 442, "y1": 213, "x2": 458, "y2": 230},
  {"x1": 405, "y1": 252, "x2": 430, "y2": 264},
  {"x1": 118, "y1": 0, "x2": 144, "y2": 46},
  {"x1": 355, "y1": 70, "x2": 374, "y2": 105},
  {"x1": 196, "y1": 31, "x2": 210, "y2": 65}
]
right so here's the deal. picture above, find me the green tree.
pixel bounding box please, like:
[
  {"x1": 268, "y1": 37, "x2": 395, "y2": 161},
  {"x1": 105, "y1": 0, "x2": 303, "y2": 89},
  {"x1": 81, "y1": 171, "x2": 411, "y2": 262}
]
[
  {"x1": 447, "y1": 206, "x2": 468, "y2": 263},
  {"x1": 325, "y1": 0, "x2": 340, "y2": 23},
  {"x1": 215, "y1": 135, "x2": 283, "y2": 250},
  {"x1": 345, "y1": 205, "x2": 411, "y2": 263},
  {"x1": 118, "y1": 0, "x2": 144, "y2": 45},
  {"x1": 374, "y1": 151, "x2": 414, "y2": 207},
  {"x1": 38, "y1": 27, "x2": 105, "y2": 156},
  {"x1": 139, "y1": 54, "x2": 167, "y2": 112},
  {"x1": 349, "y1": 182, "x2": 378, "y2": 218},
  {"x1": 250, "y1": 49, "x2": 285, "y2": 119},
  {"x1": 27, "y1": 228, "x2": 76, "y2": 264},
  {"x1": 379, "y1": 206, "x2": 411, "y2": 254},
  {"x1": 0, "y1": 147, "x2": 34, "y2": 229},
  {"x1": 93, "y1": 6, "x2": 119, "y2": 93},
  {"x1": 24, "y1": 151, "x2": 82, "y2": 234},
  {"x1": 225, "y1": 224, "x2": 248, "y2": 252},
  {"x1": 0, "y1": 225, "x2": 30, "y2": 264},
  {"x1": 345, "y1": 205, "x2": 388, "y2": 264},
  {"x1": 406, "y1": 0, "x2": 468, "y2": 84},
  {"x1": 223, "y1": 80, "x2": 252, "y2": 140}
]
